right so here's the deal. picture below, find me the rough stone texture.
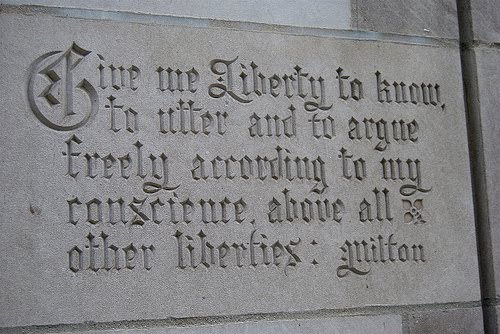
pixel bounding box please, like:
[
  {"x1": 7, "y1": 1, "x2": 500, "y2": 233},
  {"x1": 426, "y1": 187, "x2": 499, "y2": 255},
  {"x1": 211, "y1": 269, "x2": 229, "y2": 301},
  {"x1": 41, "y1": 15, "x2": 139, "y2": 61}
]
[
  {"x1": 470, "y1": 0, "x2": 500, "y2": 43},
  {"x1": 0, "y1": 0, "x2": 351, "y2": 30},
  {"x1": 65, "y1": 316, "x2": 403, "y2": 334},
  {"x1": 354, "y1": 0, "x2": 459, "y2": 39},
  {"x1": 407, "y1": 307, "x2": 484, "y2": 334},
  {"x1": 0, "y1": 8, "x2": 480, "y2": 329},
  {"x1": 498, "y1": 306, "x2": 500, "y2": 330}
]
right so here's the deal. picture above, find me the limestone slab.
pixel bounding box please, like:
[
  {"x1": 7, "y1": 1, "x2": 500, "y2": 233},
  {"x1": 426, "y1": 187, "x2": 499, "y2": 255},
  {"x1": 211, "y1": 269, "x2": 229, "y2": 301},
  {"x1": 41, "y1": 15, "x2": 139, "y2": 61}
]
[
  {"x1": 471, "y1": 0, "x2": 500, "y2": 43},
  {"x1": 407, "y1": 307, "x2": 483, "y2": 334},
  {"x1": 65, "y1": 316, "x2": 402, "y2": 334},
  {"x1": 0, "y1": 0, "x2": 351, "y2": 30},
  {"x1": 355, "y1": 0, "x2": 459, "y2": 39},
  {"x1": 0, "y1": 10, "x2": 479, "y2": 327}
]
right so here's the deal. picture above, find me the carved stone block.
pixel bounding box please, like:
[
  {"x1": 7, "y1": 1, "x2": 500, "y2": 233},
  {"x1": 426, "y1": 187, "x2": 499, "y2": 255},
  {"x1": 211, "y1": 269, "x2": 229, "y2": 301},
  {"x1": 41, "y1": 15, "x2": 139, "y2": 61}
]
[
  {"x1": 471, "y1": 0, "x2": 500, "y2": 43},
  {"x1": 0, "y1": 10, "x2": 479, "y2": 327},
  {"x1": 407, "y1": 307, "x2": 484, "y2": 334},
  {"x1": 62, "y1": 316, "x2": 403, "y2": 334},
  {"x1": 0, "y1": 0, "x2": 351, "y2": 30},
  {"x1": 355, "y1": 0, "x2": 459, "y2": 38}
]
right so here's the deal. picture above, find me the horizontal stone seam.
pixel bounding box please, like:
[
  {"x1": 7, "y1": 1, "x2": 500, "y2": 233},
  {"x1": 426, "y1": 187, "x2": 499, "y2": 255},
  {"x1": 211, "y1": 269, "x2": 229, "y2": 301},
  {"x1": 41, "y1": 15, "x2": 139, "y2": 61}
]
[
  {"x1": 0, "y1": 301, "x2": 481, "y2": 334},
  {"x1": 459, "y1": 40, "x2": 500, "y2": 51},
  {"x1": 0, "y1": 4, "x2": 459, "y2": 48},
  {"x1": 472, "y1": 40, "x2": 500, "y2": 50}
]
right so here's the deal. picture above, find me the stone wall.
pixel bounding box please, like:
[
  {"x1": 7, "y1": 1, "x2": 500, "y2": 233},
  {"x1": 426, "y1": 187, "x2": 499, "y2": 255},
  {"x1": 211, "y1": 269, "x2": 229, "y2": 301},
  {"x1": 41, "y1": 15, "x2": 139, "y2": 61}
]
[{"x1": 0, "y1": 1, "x2": 496, "y2": 333}]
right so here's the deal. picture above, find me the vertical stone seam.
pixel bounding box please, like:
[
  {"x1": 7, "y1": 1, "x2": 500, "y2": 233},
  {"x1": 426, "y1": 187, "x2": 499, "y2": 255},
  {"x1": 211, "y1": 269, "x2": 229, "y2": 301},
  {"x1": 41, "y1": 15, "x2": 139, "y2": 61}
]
[
  {"x1": 350, "y1": 0, "x2": 359, "y2": 30},
  {"x1": 401, "y1": 313, "x2": 411, "y2": 334},
  {"x1": 456, "y1": 0, "x2": 498, "y2": 333},
  {"x1": 355, "y1": 0, "x2": 359, "y2": 30}
]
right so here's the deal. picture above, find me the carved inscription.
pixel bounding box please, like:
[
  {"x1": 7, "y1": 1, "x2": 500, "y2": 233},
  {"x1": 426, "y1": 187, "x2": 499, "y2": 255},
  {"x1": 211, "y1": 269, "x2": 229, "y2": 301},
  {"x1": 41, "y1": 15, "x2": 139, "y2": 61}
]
[
  {"x1": 336, "y1": 234, "x2": 425, "y2": 277},
  {"x1": 28, "y1": 43, "x2": 98, "y2": 130},
  {"x1": 208, "y1": 58, "x2": 333, "y2": 111},
  {"x1": 174, "y1": 229, "x2": 301, "y2": 275},
  {"x1": 26, "y1": 42, "x2": 443, "y2": 279},
  {"x1": 191, "y1": 146, "x2": 327, "y2": 194}
]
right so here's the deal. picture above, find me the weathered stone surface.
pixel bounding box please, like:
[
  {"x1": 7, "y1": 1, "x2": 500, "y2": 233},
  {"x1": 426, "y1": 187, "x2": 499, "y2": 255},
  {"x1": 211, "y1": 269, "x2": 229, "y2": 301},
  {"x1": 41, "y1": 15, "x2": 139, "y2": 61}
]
[
  {"x1": 407, "y1": 307, "x2": 483, "y2": 334},
  {"x1": 66, "y1": 316, "x2": 402, "y2": 334},
  {"x1": 475, "y1": 47, "x2": 500, "y2": 300},
  {"x1": 497, "y1": 306, "x2": 500, "y2": 329},
  {"x1": 0, "y1": 9, "x2": 479, "y2": 328},
  {"x1": 355, "y1": 0, "x2": 459, "y2": 39},
  {"x1": 0, "y1": 0, "x2": 351, "y2": 30},
  {"x1": 471, "y1": 0, "x2": 500, "y2": 43}
]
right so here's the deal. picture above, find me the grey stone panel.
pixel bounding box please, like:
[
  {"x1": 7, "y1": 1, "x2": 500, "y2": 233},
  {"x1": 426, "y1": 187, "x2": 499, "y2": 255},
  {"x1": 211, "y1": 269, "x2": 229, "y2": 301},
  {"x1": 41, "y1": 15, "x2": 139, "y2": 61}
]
[
  {"x1": 354, "y1": 0, "x2": 459, "y2": 39},
  {"x1": 471, "y1": 0, "x2": 500, "y2": 43},
  {"x1": 0, "y1": 10, "x2": 479, "y2": 327},
  {"x1": 407, "y1": 307, "x2": 484, "y2": 334},
  {"x1": 0, "y1": 0, "x2": 351, "y2": 30},
  {"x1": 65, "y1": 316, "x2": 403, "y2": 334}
]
